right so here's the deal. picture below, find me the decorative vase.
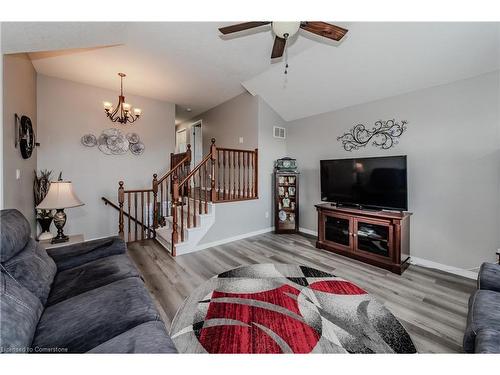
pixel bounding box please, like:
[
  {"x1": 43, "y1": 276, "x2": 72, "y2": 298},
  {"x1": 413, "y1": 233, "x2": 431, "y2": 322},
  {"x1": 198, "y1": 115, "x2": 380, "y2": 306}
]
[{"x1": 37, "y1": 216, "x2": 54, "y2": 241}]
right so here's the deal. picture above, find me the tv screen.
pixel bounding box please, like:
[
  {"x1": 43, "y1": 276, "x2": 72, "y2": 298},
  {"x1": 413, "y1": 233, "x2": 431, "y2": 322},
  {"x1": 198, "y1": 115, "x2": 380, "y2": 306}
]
[{"x1": 320, "y1": 156, "x2": 407, "y2": 211}]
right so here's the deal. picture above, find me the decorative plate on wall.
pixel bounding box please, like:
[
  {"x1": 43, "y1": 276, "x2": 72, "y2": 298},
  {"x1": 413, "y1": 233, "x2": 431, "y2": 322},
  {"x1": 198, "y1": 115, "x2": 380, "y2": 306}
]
[
  {"x1": 81, "y1": 134, "x2": 97, "y2": 147},
  {"x1": 126, "y1": 132, "x2": 140, "y2": 144},
  {"x1": 130, "y1": 142, "x2": 145, "y2": 155},
  {"x1": 82, "y1": 128, "x2": 145, "y2": 156},
  {"x1": 106, "y1": 133, "x2": 129, "y2": 155}
]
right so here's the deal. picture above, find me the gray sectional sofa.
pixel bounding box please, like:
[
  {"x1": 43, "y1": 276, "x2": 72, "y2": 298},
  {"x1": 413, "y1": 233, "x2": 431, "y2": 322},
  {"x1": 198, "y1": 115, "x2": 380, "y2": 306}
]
[
  {"x1": 463, "y1": 262, "x2": 500, "y2": 353},
  {"x1": 0, "y1": 209, "x2": 177, "y2": 353}
]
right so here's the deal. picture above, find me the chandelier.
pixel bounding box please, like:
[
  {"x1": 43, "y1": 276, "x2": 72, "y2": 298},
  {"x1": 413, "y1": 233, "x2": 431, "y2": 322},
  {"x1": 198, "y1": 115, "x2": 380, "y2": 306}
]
[{"x1": 103, "y1": 73, "x2": 142, "y2": 124}]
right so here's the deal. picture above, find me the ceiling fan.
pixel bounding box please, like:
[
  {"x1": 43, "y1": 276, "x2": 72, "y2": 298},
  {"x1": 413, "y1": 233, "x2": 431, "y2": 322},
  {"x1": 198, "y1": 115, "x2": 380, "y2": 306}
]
[{"x1": 218, "y1": 21, "x2": 348, "y2": 59}]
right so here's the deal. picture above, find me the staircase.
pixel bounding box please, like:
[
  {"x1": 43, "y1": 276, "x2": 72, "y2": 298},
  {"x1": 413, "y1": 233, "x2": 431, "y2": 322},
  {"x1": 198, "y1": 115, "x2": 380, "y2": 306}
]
[{"x1": 102, "y1": 138, "x2": 258, "y2": 256}]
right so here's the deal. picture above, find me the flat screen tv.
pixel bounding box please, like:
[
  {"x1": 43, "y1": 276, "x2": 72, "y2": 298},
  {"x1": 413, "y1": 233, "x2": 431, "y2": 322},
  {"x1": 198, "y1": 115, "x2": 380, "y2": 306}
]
[{"x1": 320, "y1": 155, "x2": 407, "y2": 211}]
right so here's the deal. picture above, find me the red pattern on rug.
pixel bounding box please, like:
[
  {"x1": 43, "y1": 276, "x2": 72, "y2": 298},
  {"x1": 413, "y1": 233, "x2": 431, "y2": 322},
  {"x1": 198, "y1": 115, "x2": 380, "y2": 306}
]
[
  {"x1": 309, "y1": 280, "x2": 367, "y2": 295},
  {"x1": 198, "y1": 285, "x2": 320, "y2": 353}
]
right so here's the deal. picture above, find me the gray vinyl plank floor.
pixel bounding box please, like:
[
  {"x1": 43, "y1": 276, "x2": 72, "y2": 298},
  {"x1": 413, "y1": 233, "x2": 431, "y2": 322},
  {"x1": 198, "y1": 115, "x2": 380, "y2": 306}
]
[{"x1": 127, "y1": 232, "x2": 476, "y2": 353}]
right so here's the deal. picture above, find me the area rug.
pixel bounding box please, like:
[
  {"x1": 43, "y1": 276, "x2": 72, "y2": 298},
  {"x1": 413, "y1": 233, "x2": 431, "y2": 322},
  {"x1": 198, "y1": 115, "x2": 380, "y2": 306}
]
[{"x1": 170, "y1": 264, "x2": 417, "y2": 354}]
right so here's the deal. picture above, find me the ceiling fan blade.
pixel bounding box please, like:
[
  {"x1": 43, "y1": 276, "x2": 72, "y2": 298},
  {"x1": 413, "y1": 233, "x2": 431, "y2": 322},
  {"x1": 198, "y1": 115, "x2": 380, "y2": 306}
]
[
  {"x1": 218, "y1": 22, "x2": 271, "y2": 35},
  {"x1": 300, "y1": 21, "x2": 348, "y2": 41},
  {"x1": 271, "y1": 36, "x2": 286, "y2": 59}
]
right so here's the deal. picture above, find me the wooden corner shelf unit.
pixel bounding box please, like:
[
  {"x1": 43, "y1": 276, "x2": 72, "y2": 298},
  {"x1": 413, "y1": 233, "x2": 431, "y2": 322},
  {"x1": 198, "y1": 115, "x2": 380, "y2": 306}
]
[
  {"x1": 315, "y1": 203, "x2": 411, "y2": 274},
  {"x1": 274, "y1": 171, "x2": 299, "y2": 234}
]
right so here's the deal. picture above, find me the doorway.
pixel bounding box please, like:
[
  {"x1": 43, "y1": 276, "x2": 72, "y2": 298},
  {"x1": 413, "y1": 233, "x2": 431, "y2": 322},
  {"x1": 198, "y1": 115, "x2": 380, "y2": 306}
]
[
  {"x1": 175, "y1": 129, "x2": 187, "y2": 153},
  {"x1": 191, "y1": 120, "x2": 203, "y2": 168}
]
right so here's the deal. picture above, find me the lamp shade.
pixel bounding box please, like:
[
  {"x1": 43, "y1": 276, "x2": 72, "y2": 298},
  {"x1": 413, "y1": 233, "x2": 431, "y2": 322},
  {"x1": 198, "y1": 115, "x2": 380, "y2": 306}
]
[{"x1": 36, "y1": 181, "x2": 84, "y2": 210}]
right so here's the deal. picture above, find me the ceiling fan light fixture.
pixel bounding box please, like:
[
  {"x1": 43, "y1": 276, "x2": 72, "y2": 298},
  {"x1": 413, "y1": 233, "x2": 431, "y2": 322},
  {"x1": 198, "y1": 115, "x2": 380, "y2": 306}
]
[{"x1": 272, "y1": 22, "x2": 301, "y2": 39}]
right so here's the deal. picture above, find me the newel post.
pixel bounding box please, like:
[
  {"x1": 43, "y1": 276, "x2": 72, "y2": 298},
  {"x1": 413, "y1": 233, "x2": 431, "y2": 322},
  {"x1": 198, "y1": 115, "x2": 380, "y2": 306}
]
[
  {"x1": 118, "y1": 181, "x2": 125, "y2": 238},
  {"x1": 254, "y1": 148, "x2": 259, "y2": 198},
  {"x1": 210, "y1": 138, "x2": 217, "y2": 202},
  {"x1": 170, "y1": 152, "x2": 174, "y2": 170},
  {"x1": 152, "y1": 173, "x2": 159, "y2": 233},
  {"x1": 186, "y1": 144, "x2": 192, "y2": 164},
  {"x1": 171, "y1": 175, "x2": 179, "y2": 254}
]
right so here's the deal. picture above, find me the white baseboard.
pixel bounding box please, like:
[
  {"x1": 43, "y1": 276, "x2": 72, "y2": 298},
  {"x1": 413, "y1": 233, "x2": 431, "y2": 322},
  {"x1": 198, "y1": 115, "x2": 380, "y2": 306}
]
[
  {"x1": 299, "y1": 227, "x2": 318, "y2": 236},
  {"x1": 194, "y1": 227, "x2": 275, "y2": 252},
  {"x1": 409, "y1": 256, "x2": 478, "y2": 280},
  {"x1": 298, "y1": 228, "x2": 477, "y2": 280}
]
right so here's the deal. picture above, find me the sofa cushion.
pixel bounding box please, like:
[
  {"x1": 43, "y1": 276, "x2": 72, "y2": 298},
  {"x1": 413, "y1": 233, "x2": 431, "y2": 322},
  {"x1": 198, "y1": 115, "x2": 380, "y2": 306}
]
[
  {"x1": 478, "y1": 262, "x2": 500, "y2": 293},
  {"x1": 32, "y1": 277, "x2": 161, "y2": 353},
  {"x1": 0, "y1": 270, "x2": 43, "y2": 352},
  {"x1": 47, "y1": 254, "x2": 140, "y2": 306},
  {"x1": 463, "y1": 290, "x2": 500, "y2": 352},
  {"x1": 87, "y1": 321, "x2": 177, "y2": 353},
  {"x1": 0, "y1": 209, "x2": 31, "y2": 262},
  {"x1": 475, "y1": 328, "x2": 500, "y2": 353},
  {"x1": 3, "y1": 238, "x2": 56, "y2": 306},
  {"x1": 46, "y1": 236, "x2": 126, "y2": 272}
]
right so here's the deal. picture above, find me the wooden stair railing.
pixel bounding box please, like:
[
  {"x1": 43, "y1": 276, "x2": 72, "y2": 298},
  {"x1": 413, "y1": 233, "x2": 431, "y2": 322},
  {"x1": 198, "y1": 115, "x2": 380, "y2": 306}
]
[
  {"x1": 118, "y1": 182, "x2": 155, "y2": 242},
  {"x1": 215, "y1": 146, "x2": 258, "y2": 202},
  {"x1": 171, "y1": 149, "x2": 189, "y2": 170},
  {"x1": 170, "y1": 138, "x2": 258, "y2": 255},
  {"x1": 105, "y1": 147, "x2": 191, "y2": 243},
  {"x1": 154, "y1": 145, "x2": 191, "y2": 227},
  {"x1": 105, "y1": 138, "x2": 258, "y2": 253},
  {"x1": 102, "y1": 196, "x2": 152, "y2": 240}
]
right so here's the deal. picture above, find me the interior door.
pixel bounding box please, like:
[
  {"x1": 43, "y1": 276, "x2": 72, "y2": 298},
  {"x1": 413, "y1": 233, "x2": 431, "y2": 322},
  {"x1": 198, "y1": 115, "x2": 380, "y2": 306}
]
[
  {"x1": 192, "y1": 121, "x2": 203, "y2": 168},
  {"x1": 353, "y1": 217, "x2": 393, "y2": 259},
  {"x1": 175, "y1": 129, "x2": 187, "y2": 153},
  {"x1": 322, "y1": 212, "x2": 353, "y2": 252}
]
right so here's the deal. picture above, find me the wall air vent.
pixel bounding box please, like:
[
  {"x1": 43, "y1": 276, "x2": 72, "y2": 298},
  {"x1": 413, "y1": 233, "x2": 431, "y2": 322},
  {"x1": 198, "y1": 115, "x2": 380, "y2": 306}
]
[{"x1": 273, "y1": 126, "x2": 286, "y2": 139}]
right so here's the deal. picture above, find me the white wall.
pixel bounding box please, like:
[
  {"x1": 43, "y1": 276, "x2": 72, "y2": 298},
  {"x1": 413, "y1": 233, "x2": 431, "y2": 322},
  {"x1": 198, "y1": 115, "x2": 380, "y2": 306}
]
[
  {"x1": 2, "y1": 53, "x2": 37, "y2": 232},
  {"x1": 257, "y1": 97, "x2": 288, "y2": 228},
  {"x1": 286, "y1": 71, "x2": 500, "y2": 269},
  {"x1": 37, "y1": 75, "x2": 175, "y2": 240},
  {"x1": 0, "y1": 24, "x2": 3, "y2": 209},
  {"x1": 176, "y1": 92, "x2": 288, "y2": 245},
  {"x1": 177, "y1": 92, "x2": 259, "y2": 154}
]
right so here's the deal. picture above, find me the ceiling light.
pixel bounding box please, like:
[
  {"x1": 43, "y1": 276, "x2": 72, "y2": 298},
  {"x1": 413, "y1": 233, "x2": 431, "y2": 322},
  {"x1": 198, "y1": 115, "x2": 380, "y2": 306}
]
[
  {"x1": 103, "y1": 73, "x2": 142, "y2": 125},
  {"x1": 272, "y1": 22, "x2": 301, "y2": 39}
]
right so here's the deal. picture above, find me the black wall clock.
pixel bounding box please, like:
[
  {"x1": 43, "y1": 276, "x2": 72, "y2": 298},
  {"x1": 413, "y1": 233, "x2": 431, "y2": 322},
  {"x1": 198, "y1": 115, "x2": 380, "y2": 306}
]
[{"x1": 15, "y1": 114, "x2": 37, "y2": 159}]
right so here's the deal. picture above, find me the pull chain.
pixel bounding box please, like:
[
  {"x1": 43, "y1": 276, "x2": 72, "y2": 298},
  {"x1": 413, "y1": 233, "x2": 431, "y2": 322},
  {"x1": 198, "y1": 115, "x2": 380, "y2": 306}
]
[{"x1": 284, "y1": 35, "x2": 289, "y2": 75}]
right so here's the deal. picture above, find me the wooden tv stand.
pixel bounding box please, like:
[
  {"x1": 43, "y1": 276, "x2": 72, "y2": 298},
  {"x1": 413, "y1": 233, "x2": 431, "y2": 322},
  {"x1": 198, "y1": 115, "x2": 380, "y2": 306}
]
[{"x1": 315, "y1": 203, "x2": 411, "y2": 274}]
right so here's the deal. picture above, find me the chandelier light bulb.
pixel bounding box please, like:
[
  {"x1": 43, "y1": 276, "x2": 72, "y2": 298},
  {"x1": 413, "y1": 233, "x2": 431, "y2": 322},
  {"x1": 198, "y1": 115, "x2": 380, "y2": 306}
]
[
  {"x1": 122, "y1": 103, "x2": 131, "y2": 112},
  {"x1": 103, "y1": 101, "x2": 113, "y2": 111},
  {"x1": 133, "y1": 108, "x2": 142, "y2": 116}
]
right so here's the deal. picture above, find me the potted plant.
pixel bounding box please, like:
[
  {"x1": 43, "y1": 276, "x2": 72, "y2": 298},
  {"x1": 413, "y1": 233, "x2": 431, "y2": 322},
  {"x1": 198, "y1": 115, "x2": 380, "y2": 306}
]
[{"x1": 34, "y1": 169, "x2": 53, "y2": 240}]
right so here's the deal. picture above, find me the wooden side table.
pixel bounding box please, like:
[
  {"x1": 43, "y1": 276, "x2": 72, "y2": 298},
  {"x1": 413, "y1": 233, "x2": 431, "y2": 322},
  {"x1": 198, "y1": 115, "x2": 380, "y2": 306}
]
[{"x1": 40, "y1": 234, "x2": 84, "y2": 250}]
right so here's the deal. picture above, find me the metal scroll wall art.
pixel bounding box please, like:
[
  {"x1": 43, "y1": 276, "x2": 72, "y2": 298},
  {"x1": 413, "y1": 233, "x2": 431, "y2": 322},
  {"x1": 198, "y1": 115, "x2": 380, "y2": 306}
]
[
  {"x1": 81, "y1": 128, "x2": 145, "y2": 156},
  {"x1": 337, "y1": 119, "x2": 408, "y2": 151}
]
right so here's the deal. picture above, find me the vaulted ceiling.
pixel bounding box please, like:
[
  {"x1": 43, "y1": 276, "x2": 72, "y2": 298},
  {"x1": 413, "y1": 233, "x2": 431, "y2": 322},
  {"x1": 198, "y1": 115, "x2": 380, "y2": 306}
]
[{"x1": 3, "y1": 22, "x2": 499, "y2": 123}]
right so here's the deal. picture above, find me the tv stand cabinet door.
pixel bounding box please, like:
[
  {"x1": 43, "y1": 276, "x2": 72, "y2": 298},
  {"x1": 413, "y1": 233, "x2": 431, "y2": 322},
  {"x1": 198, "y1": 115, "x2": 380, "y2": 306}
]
[
  {"x1": 320, "y1": 211, "x2": 353, "y2": 252},
  {"x1": 353, "y1": 217, "x2": 394, "y2": 261}
]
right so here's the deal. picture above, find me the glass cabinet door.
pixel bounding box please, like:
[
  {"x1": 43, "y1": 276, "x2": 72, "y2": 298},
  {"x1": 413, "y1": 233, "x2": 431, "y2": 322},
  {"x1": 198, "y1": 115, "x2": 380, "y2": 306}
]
[
  {"x1": 324, "y1": 215, "x2": 352, "y2": 249},
  {"x1": 354, "y1": 219, "x2": 392, "y2": 258}
]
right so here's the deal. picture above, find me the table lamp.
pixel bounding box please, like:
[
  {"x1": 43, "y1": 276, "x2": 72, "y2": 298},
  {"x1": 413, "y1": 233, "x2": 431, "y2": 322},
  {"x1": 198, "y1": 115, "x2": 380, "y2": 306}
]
[{"x1": 36, "y1": 181, "x2": 84, "y2": 243}]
